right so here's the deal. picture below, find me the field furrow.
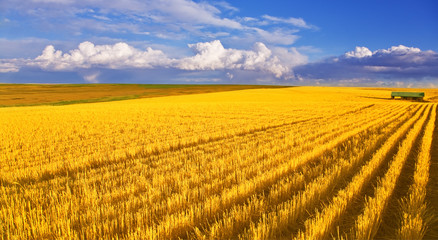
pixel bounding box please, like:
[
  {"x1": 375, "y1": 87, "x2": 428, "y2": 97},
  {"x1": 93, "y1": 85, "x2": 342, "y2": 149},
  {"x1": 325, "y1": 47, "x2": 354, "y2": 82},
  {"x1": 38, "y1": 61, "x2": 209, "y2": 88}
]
[
  {"x1": 245, "y1": 105, "x2": 425, "y2": 240},
  {"x1": 1, "y1": 104, "x2": 379, "y2": 184},
  {"x1": 140, "y1": 105, "x2": 415, "y2": 239},
  {"x1": 352, "y1": 104, "x2": 431, "y2": 240},
  {"x1": 425, "y1": 105, "x2": 438, "y2": 239},
  {"x1": 397, "y1": 104, "x2": 436, "y2": 239},
  {"x1": 125, "y1": 104, "x2": 401, "y2": 219},
  {"x1": 293, "y1": 104, "x2": 428, "y2": 240},
  {"x1": 202, "y1": 104, "x2": 415, "y2": 239}
]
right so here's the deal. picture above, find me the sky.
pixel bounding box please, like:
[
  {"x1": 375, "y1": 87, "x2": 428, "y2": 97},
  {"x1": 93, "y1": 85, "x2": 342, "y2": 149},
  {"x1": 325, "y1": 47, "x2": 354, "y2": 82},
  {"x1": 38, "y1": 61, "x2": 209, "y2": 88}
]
[{"x1": 0, "y1": 0, "x2": 437, "y2": 87}]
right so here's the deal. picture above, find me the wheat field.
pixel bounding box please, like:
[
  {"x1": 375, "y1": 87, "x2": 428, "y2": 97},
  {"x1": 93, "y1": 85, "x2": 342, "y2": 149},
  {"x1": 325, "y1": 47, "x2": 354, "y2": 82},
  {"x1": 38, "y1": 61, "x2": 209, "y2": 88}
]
[{"x1": 1, "y1": 86, "x2": 437, "y2": 239}]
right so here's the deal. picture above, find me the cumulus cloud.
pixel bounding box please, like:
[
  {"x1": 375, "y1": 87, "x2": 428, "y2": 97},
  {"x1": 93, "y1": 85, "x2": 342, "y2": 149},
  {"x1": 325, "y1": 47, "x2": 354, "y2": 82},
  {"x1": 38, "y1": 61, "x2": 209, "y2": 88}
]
[
  {"x1": 375, "y1": 45, "x2": 421, "y2": 55},
  {"x1": 32, "y1": 41, "x2": 171, "y2": 70},
  {"x1": 345, "y1": 46, "x2": 372, "y2": 58},
  {"x1": 177, "y1": 40, "x2": 306, "y2": 77},
  {"x1": 1, "y1": 40, "x2": 306, "y2": 78}
]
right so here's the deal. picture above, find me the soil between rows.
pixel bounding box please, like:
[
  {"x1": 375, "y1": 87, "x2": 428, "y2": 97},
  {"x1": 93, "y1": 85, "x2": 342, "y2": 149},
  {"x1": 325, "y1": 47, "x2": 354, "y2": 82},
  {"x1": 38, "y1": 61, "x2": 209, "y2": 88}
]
[{"x1": 425, "y1": 106, "x2": 438, "y2": 239}]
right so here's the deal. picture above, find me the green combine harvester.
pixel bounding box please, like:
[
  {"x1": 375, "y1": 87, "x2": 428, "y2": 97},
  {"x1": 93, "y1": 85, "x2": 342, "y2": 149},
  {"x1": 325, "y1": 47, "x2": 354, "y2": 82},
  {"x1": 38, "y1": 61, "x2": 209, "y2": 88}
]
[{"x1": 391, "y1": 92, "x2": 424, "y2": 101}]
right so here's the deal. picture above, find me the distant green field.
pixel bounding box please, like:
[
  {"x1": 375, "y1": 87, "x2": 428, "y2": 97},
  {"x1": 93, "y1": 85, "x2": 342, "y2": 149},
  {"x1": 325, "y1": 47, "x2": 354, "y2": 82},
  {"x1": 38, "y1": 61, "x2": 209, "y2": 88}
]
[{"x1": 0, "y1": 84, "x2": 289, "y2": 107}]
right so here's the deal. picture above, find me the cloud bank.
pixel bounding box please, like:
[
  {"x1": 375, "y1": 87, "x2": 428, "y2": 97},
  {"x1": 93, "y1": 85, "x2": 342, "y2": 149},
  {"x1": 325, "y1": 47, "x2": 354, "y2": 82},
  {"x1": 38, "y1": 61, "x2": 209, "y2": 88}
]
[
  {"x1": 295, "y1": 45, "x2": 438, "y2": 85},
  {"x1": 6, "y1": 40, "x2": 306, "y2": 79},
  {"x1": 1, "y1": 43, "x2": 436, "y2": 86}
]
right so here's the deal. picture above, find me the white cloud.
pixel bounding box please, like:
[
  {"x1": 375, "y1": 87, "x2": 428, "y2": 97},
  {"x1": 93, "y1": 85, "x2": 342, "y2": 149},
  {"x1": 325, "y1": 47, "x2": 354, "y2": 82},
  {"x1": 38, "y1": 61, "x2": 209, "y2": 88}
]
[
  {"x1": 345, "y1": 46, "x2": 372, "y2": 58},
  {"x1": 243, "y1": 17, "x2": 258, "y2": 22},
  {"x1": 2, "y1": 0, "x2": 245, "y2": 36},
  {"x1": 83, "y1": 72, "x2": 100, "y2": 83},
  {"x1": 345, "y1": 45, "x2": 427, "y2": 60},
  {"x1": 148, "y1": 0, "x2": 243, "y2": 29},
  {"x1": 211, "y1": 1, "x2": 239, "y2": 12},
  {"x1": 33, "y1": 41, "x2": 171, "y2": 70},
  {"x1": 0, "y1": 61, "x2": 19, "y2": 73},
  {"x1": 3, "y1": 40, "x2": 307, "y2": 78},
  {"x1": 271, "y1": 47, "x2": 308, "y2": 68},
  {"x1": 1, "y1": 0, "x2": 314, "y2": 50},
  {"x1": 262, "y1": 15, "x2": 313, "y2": 29},
  {"x1": 375, "y1": 45, "x2": 421, "y2": 55},
  {"x1": 92, "y1": 14, "x2": 111, "y2": 21},
  {"x1": 252, "y1": 28, "x2": 300, "y2": 45},
  {"x1": 176, "y1": 40, "x2": 305, "y2": 77}
]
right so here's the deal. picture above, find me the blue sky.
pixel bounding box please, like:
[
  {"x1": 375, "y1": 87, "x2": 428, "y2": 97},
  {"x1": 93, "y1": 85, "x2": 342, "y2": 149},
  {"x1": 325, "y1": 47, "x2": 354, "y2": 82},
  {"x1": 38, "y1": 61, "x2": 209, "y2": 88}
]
[{"x1": 0, "y1": 0, "x2": 437, "y2": 87}]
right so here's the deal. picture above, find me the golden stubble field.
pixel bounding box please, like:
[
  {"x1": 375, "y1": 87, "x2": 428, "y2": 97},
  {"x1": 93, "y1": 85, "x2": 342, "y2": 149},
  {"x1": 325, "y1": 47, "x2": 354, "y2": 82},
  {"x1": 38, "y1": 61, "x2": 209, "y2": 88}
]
[{"x1": 1, "y1": 86, "x2": 437, "y2": 239}]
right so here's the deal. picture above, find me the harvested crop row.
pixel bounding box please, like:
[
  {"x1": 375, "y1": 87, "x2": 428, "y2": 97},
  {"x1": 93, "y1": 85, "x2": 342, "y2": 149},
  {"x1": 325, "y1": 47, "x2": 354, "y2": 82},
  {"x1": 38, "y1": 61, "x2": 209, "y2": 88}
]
[
  {"x1": 352, "y1": 104, "x2": 431, "y2": 240},
  {"x1": 294, "y1": 104, "x2": 428, "y2": 240},
  {"x1": 208, "y1": 107, "x2": 411, "y2": 240},
  {"x1": 139, "y1": 105, "x2": 415, "y2": 239},
  {"x1": 245, "y1": 105, "x2": 424, "y2": 240},
  {"x1": 180, "y1": 105, "x2": 413, "y2": 239},
  {"x1": 0, "y1": 103, "x2": 384, "y2": 184},
  {"x1": 123, "y1": 104, "x2": 402, "y2": 223},
  {"x1": 397, "y1": 104, "x2": 437, "y2": 239}
]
